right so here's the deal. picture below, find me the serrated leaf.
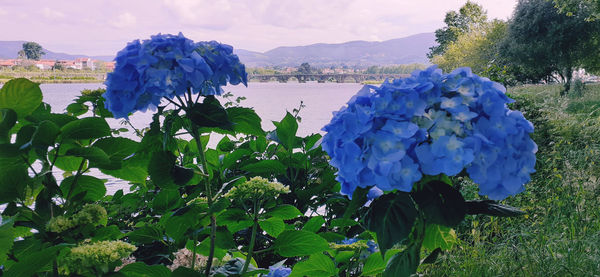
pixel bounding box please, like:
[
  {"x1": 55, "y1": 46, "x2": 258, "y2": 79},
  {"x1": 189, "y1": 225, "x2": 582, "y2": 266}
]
[
  {"x1": 126, "y1": 226, "x2": 162, "y2": 244},
  {"x1": 65, "y1": 146, "x2": 111, "y2": 167},
  {"x1": 152, "y1": 189, "x2": 181, "y2": 213},
  {"x1": 60, "y1": 117, "x2": 111, "y2": 140},
  {"x1": 465, "y1": 200, "x2": 526, "y2": 217},
  {"x1": 118, "y1": 262, "x2": 171, "y2": 277},
  {"x1": 259, "y1": 217, "x2": 285, "y2": 238},
  {"x1": 264, "y1": 205, "x2": 301, "y2": 220},
  {"x1": 289, "y1": 253, "x2": 337, "y2": 277},
  {"x1": 273, "y1": 112, "x2": 298, "y2": 150},
  {"x1": 4, "y1": 244, "x2": 66, "y2": 277},
  {"x1": 302, "y1": 216, "x2": 325, "y2": 233},
  {"x1": 273, "y1": 230, "x2": 329, "y2": 257},
  {"x1": 422, "y1": 224, "x2": 457, "y2": 251},
  {"x1": 60, "y1": 175, "x2": 106, "y2": 202},
  {"x1": 241, "y1": 159, "x2": 287, "y2": 175},
  {"x1": 0, "y1": 218, "x2": 15, "y2": 265},
  {"x1": 411, "y1": 180, "x2": 466, "y2": 227},
  {"x1": 227, "y1": 107, "x2": 265, "y2": 136},
  {"x1": 383, "y1": 243, "x2": 420, "y2": 277},
  {"x1": 365, "y1": 192, "x2": 417, "y2": 256},
  {"x1": 217, "y1": 208, "x2": 253, "y2": 233},
  {"x1": 0, "y1": 78, "x2": 42, "y2": 119}
]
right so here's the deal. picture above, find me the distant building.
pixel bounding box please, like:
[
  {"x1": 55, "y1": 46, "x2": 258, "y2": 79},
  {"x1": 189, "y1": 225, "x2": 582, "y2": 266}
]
[
  {"x1": 0, "y1": 59, "x2": 18, "y2": 68},
  {"x1": 74, "y1": 57, "x2": 94, "y2": 70},
  {"x1": 103, "y1": 61, "x2": 116, "y2": 71},
  {"x1": 34, "y1": 59, "x2": 56, "y2": 70}
]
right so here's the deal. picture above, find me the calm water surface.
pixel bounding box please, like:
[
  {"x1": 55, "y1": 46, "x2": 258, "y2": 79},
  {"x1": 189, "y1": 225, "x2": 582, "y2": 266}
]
[{"x1": 40, "y1": 82, "x2": 363, "y2": 193}]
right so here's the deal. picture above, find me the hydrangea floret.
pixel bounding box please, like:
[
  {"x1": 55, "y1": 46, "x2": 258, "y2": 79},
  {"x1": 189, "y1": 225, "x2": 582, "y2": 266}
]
[
  {"x1": 47, "y1": 204, "x2": 108, "y2": 233},
  {"x1": 266, "y1": 265, "x2": 292, "y2": 277},
  {"x1": 226, "y1": 177, "x2": 290, "y2": 202},
  {"x1": 58, "y1": 240, "x2": 137, "y2": 275},
  {"x1": 103, "y1": 32, "x2": 247, "y2": 118},
  {"x1": 322, "y1": 66, "x2": 537, "y2": 200}
]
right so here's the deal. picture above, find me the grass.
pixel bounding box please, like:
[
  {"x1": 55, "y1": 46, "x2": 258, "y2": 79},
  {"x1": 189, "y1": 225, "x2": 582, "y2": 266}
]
[{"x1": 420, "y1": 83, "x2": 600, "y2": 276}]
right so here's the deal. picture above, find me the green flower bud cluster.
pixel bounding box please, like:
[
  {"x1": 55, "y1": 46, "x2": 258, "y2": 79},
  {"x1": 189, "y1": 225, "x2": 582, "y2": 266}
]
[
  {"x1": 330, "y1": 240, "x2": 368, "y2": 251},
  {"x1": 59, "y1": 240, "x2": 137, "y2": 275},
  {"x1": 47, "y1": 204, "x2": 108, "y2": 233},
  {"x1": 226, "y1": 177, "x2": 290, "y2": 202}
]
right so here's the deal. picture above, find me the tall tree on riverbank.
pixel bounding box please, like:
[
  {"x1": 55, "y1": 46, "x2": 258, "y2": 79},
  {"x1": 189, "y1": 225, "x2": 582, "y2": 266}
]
[
  {"x1": 18, "y1": 42, "x2": 45, "y2": 60},
  {"x1": 427, "y1": 1, "x2": 488, "y2": 59},
  {"x1": 554, "y1": 0, "x2": 600, "y2": 20},
  {"x1": 500, "y1": 0, "x2": 600, "y2": 92}
]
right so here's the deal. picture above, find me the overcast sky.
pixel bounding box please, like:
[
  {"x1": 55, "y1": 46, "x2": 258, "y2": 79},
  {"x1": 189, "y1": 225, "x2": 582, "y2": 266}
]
[{"x1": 0, "y1": 0, "x2": 518, "y2": 56}]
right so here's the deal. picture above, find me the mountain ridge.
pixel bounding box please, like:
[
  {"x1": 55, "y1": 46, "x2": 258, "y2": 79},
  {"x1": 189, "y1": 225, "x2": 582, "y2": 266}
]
[{"x1": 0, "y1": 32, "x2": 436, "y2": 67}]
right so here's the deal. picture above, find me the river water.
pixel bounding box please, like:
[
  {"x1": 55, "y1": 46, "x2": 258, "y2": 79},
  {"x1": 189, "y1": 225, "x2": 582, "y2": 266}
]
[{"x1": 39, "y1": 82, "x2": 364, "y2": 193}]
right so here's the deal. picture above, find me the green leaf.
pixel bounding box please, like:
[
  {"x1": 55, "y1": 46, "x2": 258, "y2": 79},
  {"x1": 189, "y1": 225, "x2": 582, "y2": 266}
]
[
  {"x1": 365, "y1": 192, "x2": 417, "y2": 256},
  {"x1": 217, "y1": 208, "x2": 253, "y2": 233},
  {"x1": 0, "y1": 78, "x2": 42, "y2": 119},
  {"x1": 241, "y1": 159, "x2": 287, "y2": 175},
  {"x1": 0, "y1": 158, "x2": 29, "y2": 203},
  {"x1": 421, "y1": 248, "x2": 443, "y2": 265},
  {"x1": 118, "y1": 262, "x2": 171, "y2": 277},
  {"x1": 465, "y1": 200, "x2": 526, "y2": 217},
  {"x1": 302, "y1": 216, "x2": 325, "y2": 233},
  {"x1": 172, "y1": 267, "x2": 203, "y2": 277},
  {"x1": 60, "y1": 117, "x2": 111, "y2": 140},
  {"x1": 65, "y1": 146, "x2": 111, "y2": 168},
  {"x1": 92, "y1": 225, "x2": 124, "y2": 241},
  {"x1": 227, "y1": 107, "x2": 265, "y2": 136},
  {"x1": 411, "y1": 180, "x2": 466, "y2": 227},
  {"x1": 383, "y1": 243, "x2": 420, "y2": 277},
  {"x1": 273, "y1": 112, "x2": 298, "y2": 150},
  {"x1": 422, "y1": 224, "x2": 457, "y2": 251},
  {"x1": 0, "y1": 108, "x2": 17, "y2": 143},
  {"x1": 334, "y1": 251, "x2": 354, "y2": 264},
  {"x1": 4, "y1": 244, "x2": 66, "y2": 277},
  {"x1": 93, "y1": 137, "x2": 139, "y2": 160},
  {"x1": 127, "y1": 226, "x2": 163, "y2": 244},
  {"x1": 66, "y1": 102, "x2": 88, "y2": 116},
  {"x1": 330, "y1": 218, "x2": 358, "y2": 228},
  {"x1": 259, "y1": 217, "x2": 285, "y2": 238},
  {"x1": 60, "y1": 175, "x2": 106, "y2": 202},
  {"x1": 289, "y1": 253, "x2": 338, "y2": 277},
  {"x1": 318, "y1": 232, "x2": 346, "y2": 243},
  {"x1": 0, "y1": 218, "x2": 15, "y2": 265},
  {"x1": 49, "y1": 143, "x2": 84, "y2": 171},
  {"x1": 148, "y1": 150, "x2": 178, "y2": 189},
  {"x1": 188, "y1": 96, "x2": 232, "y2": 129},
  {"x1": 342, "y1": 186, "x2": 369, "y2": 220},
  {"x1": 361, "y1": 249, "x2": 400, "y2": 276},
  {"x1": 273, "y1": 230, "x2": 329, "y2": 257},
  {"x1": 152, "y1": 189, "x2": 182, "y2": 213},
  {"x1": 31, "y1": 120, "x2": 60, "y2": 147},
  {"x1": 165, "y1": 212, "x2": 195, "y2": 242},
  {"x1": 264, "y1": 205, "x2": 302, "y2": 220}
]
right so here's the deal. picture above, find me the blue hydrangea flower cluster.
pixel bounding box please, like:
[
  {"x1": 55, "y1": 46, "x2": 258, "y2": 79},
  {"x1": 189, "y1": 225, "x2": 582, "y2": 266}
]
[
  {"x1": 103, "y1": 33, "x2": 247, "y2": 118},
  {"x1": 266, "y1": 265, "x2": 291, "y2": 277},
  {"x1": 322, "y1": 66, "x2": 537, "y2": 200}
]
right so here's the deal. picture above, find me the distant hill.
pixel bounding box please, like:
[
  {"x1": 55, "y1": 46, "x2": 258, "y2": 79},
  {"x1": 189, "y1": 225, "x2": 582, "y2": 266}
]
[
  {"x1": 0, "y1": 41, "x2": 114, "y2": 61},
  {"x1": 1, "y1": 32, "x2": 436, "y2": 66},
  {"x1": 234, "y1": 32, "x2": 436, "y2": 67}
]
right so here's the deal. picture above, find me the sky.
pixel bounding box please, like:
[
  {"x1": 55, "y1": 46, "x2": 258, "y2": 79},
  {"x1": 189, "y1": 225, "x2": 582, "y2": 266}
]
[{"x1": 0, "y1": 0, "x2": 518, "y2": 56}]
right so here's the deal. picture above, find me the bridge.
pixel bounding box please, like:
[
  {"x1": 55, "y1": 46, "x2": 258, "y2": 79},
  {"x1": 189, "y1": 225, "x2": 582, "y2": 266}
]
[{"x1": 248, "y1": 73, "x2": 410, "y2": 83}]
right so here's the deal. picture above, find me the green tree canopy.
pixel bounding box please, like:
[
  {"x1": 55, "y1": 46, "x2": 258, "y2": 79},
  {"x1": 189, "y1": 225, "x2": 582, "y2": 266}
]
[
  {"x1": 298, "y1": 62, "x2": 312, "y2": 74},
  {"x1": 427, "y1": 1, "x2": 488, "y2": 59},
  {"x1": 431, "y1": 20, "x2": 510, "y2": 83},
  {"x1": 500, "y1": 0, "x2": 600, "y2": 92},
  {"x1": 554, "y1": 0, "x2": 600, "y2": 20},
  {"x1": 19, "y1": 42, "x2": 46, "y2": 60}
]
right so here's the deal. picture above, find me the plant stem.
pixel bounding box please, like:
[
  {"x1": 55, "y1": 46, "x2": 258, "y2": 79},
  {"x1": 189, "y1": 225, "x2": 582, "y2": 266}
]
[
  {"x1": 241, "y1": 199, "x2": 260, "y2": 274},
  {"x1": 190, "y1": 124, "x2": 217, "y2": 276},
  {"x1": 191, "y1": 231, "x2": 198, "y2": 270}
]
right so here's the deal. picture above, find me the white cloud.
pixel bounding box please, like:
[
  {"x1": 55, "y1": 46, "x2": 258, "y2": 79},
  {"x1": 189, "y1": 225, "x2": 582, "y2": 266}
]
[
  {"x1": 110, "y1": 12, "x2": 136, "y2": 28},
  {"x1": 41, "y1": 7, "x2": 65, "y2": 20}
]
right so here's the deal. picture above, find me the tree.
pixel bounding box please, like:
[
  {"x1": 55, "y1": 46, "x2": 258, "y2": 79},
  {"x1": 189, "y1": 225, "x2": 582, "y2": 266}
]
[
  {"x1": 500, "y1": 0, "x2": 600, "y2": 92},
  {"x1": 432, "y1": 20, "x2": 511, "y2": 83},
  {"x1": 298, "y1": 62, "x2": 312, "y2": 74},
  {"x1": 428, "y1": 1, "x2": 488, "y2": 58},
  {"x1": 19, "y1": 42, "x2": 46, "y2": 60},
  {"x1": 554, "y1": 0, "x2": 600, "y2": 20}
]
